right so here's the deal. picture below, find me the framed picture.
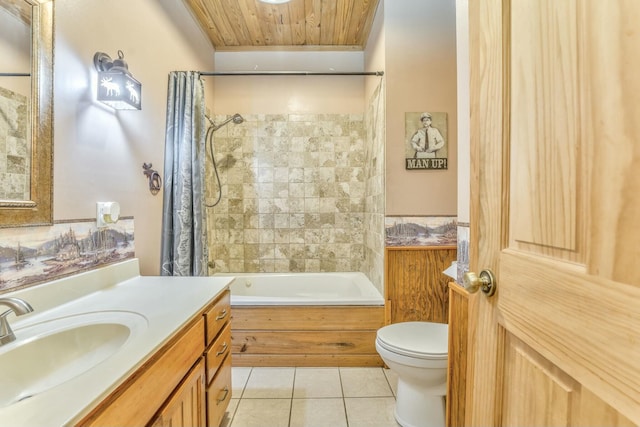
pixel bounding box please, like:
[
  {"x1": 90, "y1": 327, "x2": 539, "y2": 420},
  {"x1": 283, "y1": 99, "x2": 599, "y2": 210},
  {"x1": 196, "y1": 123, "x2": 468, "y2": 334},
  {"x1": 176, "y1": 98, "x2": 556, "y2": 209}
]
[{"x1": 405, "y1": 112, "x2": 448, "y2": 170}]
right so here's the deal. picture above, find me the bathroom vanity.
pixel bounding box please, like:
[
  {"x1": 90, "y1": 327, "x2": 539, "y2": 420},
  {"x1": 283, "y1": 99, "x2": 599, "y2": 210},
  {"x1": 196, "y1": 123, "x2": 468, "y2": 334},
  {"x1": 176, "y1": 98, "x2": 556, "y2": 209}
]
[
  {"x1": 79, "y1": 289, "x2": 232, "y2": 427},
  {"x1": 0, "y1": 259, "x2": 233, "y2": 427}
]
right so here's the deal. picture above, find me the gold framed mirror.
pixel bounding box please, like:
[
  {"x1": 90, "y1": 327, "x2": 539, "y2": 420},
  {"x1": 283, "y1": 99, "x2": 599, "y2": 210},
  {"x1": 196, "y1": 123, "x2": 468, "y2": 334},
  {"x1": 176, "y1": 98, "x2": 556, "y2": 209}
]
[{"x1": 0, "y1": 0, "x2": 53, "y2": 227}]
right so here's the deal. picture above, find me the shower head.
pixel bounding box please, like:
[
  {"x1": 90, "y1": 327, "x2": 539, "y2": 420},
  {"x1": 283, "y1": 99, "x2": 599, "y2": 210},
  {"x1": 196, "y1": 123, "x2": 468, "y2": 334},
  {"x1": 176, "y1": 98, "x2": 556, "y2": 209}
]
[{"x1": 210, "y1": 113, "x2": 245, "y2": 131}]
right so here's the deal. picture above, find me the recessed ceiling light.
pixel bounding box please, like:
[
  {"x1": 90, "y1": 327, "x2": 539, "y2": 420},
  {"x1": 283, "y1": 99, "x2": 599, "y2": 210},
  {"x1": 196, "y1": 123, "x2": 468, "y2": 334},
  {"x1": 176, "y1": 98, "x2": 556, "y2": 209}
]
[{"x1": 258, "y1": 0, "x2": 291, "y2": 4}]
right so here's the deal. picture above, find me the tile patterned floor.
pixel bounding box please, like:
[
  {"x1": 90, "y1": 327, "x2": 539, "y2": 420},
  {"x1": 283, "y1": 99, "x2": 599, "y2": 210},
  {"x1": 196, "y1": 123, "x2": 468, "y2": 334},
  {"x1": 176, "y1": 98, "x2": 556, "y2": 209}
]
[{"x1": 223, "y1": 367, "x2": 401, "y2": 427}]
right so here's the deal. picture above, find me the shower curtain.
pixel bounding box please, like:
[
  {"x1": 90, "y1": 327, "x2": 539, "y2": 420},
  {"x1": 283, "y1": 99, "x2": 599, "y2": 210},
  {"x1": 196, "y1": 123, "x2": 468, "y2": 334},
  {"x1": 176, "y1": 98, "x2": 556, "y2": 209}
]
[{"x1": 160, "y1": 71, "x2": 208, "y2": 276}]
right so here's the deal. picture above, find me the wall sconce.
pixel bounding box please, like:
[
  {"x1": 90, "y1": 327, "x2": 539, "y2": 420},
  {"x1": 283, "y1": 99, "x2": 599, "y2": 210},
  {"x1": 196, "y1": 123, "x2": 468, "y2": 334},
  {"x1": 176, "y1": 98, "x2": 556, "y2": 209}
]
[{"x1": 93, "y1": 50, "x2": 142, "y2": 110}]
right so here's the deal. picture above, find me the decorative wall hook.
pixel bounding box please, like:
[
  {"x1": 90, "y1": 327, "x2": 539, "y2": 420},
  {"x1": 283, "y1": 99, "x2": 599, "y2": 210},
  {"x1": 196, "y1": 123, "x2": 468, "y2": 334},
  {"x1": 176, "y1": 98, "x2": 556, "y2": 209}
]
[{"x1": 142, "y1": 163, "x2": 162, "y2": 195}]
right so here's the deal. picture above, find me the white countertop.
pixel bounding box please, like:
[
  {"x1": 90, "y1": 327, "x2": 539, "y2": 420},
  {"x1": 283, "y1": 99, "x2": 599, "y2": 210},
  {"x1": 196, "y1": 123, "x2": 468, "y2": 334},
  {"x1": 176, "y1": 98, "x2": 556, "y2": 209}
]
[{"x1": 0, "y1": 259, "x2": 233, "y2": 427}]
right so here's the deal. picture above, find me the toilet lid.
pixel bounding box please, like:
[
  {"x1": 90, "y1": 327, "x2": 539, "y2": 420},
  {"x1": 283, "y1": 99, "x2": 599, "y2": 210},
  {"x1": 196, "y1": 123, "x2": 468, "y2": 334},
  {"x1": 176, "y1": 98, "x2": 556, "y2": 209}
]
[{"x1": 377, "y1": 322, "x2": 448, "y2": 359}]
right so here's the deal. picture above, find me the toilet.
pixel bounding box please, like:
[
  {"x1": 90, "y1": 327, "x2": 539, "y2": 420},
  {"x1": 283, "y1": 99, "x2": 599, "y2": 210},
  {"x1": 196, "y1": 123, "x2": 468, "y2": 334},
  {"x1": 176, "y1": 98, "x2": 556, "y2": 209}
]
[{"x1": 376, "y1": 321, "x2": 449, "y2": 427}]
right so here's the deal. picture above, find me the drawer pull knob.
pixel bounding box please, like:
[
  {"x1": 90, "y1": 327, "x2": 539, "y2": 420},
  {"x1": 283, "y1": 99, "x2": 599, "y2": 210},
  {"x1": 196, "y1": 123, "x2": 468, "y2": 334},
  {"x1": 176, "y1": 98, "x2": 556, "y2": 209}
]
[
  {"x1": 216, "y1": 387, "x2": 229, "y2": 405},
  {"x1": 216, "y1": 342, "x2": 228, "y2": 356},
  {"x1": 215, "y1": 309, "x2": 228, "y2": 320}
]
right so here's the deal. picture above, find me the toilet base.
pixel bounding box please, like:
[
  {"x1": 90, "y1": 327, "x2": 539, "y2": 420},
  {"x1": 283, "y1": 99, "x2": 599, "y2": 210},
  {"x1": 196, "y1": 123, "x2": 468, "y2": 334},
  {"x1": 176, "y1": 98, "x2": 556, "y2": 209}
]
[{"x1": 394, "y1": 379, "x2": 445, "y2": 427}]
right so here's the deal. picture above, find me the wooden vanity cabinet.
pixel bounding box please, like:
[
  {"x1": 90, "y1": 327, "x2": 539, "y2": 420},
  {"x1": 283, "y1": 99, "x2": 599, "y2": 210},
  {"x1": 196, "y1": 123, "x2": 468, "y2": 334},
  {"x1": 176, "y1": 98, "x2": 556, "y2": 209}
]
[
  {"x1": 205, "y1": 290, "x2": 230, "y2": 344},
  {"x1": 203, "y1": 290, "x2": 232, "y2": 427},
  {"x1": 78, "y1": 317, "x2": 205, "y2": 427},
  {"x1": 152, "y1": 289, "x2": 232, "y2": 427},
  {"x1": 150, "y1": 359, "x2": 206, "y2": 427},
  {"x1": 206, "y1": 323, "x2": 231, "y2": 381},
  {"x1": 77, "y1": 289, "x2": 231, "y2": 427},
  {"x1": 207, "y1": 354, "x2": 232, "y2": 427}
]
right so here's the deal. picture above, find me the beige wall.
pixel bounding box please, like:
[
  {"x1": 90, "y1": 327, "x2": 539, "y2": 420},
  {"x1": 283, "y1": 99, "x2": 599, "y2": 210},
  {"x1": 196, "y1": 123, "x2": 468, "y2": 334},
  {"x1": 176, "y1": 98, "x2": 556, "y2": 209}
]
[
  {"x1": 383, "y1": 0, "x2": 458, "y2": 216},
  {"x1": 365, "y1": 1, "x2": 385, "y2": 99},
  {"x1": 211, "y1": 51, "x2": 368, "y2": 114},
  {"x1": 456, "y1": 0, "x2": 470, "y2": 223},
  {"x1": 53, "y1": 0, "x2": 215, "y2": 275}
]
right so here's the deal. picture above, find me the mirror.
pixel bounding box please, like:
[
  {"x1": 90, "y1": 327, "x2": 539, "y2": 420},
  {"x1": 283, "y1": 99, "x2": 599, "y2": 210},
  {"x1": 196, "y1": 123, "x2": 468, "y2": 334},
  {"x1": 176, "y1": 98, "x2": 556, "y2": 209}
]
[{"x1": 0, "y1": 0, "x2": 53, "y2": 227}]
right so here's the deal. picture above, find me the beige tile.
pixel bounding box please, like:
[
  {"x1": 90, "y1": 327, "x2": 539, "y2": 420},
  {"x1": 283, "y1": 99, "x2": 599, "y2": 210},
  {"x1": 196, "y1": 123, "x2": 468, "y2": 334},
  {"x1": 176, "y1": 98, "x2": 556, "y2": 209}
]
[
  {"x1": 221, "y1": 398, "x2": 240, "y2": 427},
  {"x1": 290, "y1": 398, "x2": 347, "y2": 427},
  {"x1": 383, "y1": 368, "x2": 399, "y2": 397},
  {"x1": 344, "y1": 397, "x2": 400, "y2": 427},
  {"x1": 340, "y1": 368, "x2": 394, "y2": 398},
  {"x1": 293, "y1": 368, "x2": 343, "y2": 398},
  {"x1": 232, "y1": 367, "x2": 252, "y2": 398},
  {"x1": 230, "y1": 398, "x2": 291, "y2": 427},
  {"x1": 242, "y1": 367, "x2": 295, "y2": 398}
]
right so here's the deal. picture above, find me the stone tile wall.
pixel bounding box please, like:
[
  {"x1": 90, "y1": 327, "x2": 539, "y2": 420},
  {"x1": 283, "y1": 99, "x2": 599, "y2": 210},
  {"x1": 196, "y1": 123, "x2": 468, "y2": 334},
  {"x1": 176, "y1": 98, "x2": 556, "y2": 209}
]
[
  {"x1": 206, "y1": 113, "x2": 372, "y2": 274},
  {"x1": 0, "y1": 86, "x2": 30, "y2": 200},
  {"x1": 362, "y1": 81, "x2": 386, "y2": 293}
]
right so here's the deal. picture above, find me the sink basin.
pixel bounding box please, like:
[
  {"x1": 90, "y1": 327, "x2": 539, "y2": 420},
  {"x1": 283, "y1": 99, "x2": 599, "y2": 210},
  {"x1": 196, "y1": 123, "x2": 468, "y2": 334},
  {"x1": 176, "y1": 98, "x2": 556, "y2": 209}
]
[{"x1": 0, "y1": 311, "x2": 147, "y2": 407}]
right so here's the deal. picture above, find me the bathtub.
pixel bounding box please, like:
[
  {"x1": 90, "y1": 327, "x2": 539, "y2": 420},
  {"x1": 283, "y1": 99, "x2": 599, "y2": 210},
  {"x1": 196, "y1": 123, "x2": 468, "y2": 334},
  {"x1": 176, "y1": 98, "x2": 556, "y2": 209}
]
[
  {"x1": 214, "y1": 272, "x2": 385, "y2": 367},
  {"x1": 220, "y1": 272, "x2": 384, "y2": 306}
]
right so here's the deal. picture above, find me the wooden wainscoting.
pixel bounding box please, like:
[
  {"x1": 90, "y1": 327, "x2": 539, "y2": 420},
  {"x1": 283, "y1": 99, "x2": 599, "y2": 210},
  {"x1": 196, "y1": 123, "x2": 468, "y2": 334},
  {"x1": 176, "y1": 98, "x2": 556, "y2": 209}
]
[
  {"x1": 447, "y1": 282, "x2": 472, "y2": 427},
  {"x1": 385, "y1": 246, "x2": 457, "y2": 324}
]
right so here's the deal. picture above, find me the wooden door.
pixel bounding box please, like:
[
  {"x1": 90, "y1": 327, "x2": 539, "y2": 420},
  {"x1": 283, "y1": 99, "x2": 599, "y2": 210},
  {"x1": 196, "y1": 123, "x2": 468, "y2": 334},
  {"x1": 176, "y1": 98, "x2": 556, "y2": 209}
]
[{"x1": 467, "y1": 0, "x2": 640, "y2": 426}]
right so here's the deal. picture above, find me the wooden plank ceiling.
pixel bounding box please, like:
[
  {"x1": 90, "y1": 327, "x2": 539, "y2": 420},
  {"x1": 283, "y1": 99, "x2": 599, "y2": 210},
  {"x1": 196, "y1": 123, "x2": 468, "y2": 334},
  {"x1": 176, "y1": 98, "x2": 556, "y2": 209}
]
[{"x1": 183, "y1": 0, "x2": 380, "y2": 51}]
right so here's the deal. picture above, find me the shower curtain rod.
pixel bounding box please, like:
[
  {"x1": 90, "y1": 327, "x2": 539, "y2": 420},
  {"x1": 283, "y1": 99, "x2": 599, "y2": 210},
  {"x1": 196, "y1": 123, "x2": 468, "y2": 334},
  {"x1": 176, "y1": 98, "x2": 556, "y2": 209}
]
[
  {"x1": 199, "y1": 71, "x2": 384, "y2": 76},
  {"x1": 0, "y1": 73, "x2": 30, "y2": 77}
]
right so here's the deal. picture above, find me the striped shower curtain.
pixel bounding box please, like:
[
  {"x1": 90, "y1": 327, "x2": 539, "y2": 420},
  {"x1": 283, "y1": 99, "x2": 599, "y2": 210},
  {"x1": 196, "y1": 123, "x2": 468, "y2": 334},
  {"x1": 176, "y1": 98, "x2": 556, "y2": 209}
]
[{"x1": 160, "y1": 71, "x2": 208, "y2": 276}]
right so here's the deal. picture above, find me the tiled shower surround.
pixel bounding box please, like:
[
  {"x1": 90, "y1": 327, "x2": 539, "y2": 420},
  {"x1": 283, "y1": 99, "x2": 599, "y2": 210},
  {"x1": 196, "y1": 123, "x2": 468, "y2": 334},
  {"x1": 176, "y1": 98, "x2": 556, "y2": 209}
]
[{"x1": 206, "y1": 84, "x2": 385, "y2": 292}]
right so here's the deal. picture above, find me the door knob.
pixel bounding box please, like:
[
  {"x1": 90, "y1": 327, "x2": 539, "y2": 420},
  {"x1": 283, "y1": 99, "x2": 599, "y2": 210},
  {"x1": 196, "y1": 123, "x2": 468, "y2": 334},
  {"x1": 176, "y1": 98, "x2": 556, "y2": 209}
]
[{"x1": 463, "y1": 269, "x2": 497, "y2": 296}]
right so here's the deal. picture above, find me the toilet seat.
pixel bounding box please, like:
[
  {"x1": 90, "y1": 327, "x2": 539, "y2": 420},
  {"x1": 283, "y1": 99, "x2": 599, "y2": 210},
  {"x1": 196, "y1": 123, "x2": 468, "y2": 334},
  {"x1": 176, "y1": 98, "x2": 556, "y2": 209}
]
[{"x1": 376, "y1": 321, "x2": 448, "y2": 360}]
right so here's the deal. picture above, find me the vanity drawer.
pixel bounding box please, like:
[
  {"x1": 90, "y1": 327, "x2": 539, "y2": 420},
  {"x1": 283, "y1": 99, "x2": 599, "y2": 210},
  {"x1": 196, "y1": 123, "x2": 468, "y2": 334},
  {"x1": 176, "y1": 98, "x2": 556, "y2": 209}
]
[
  {"x1": 205, "y1": 322, "x2": 231, "y2": 383},
  {"x1": 206, "y1": 354, "x2": 232, "y2": 427},
  {"x1": 205, "y1": 290, "x2": 230, "y2": 346}
]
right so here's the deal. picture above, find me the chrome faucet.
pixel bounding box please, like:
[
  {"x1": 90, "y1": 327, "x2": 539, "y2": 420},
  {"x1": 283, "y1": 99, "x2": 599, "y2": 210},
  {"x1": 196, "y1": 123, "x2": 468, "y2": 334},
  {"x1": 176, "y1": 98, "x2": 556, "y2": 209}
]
[{"x1": 0, "y1": 297, "x2": 34, "y2": 345}]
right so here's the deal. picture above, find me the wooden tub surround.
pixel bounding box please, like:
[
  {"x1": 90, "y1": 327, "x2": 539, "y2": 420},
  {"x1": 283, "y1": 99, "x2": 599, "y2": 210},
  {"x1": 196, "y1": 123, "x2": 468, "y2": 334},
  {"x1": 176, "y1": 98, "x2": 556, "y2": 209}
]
[
  {"x1": 230, "y1": 245, "x2": 455, "y2": 368},
  {"x1": 231, "y1": 305, "x2": 385, "y2": 367}
]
